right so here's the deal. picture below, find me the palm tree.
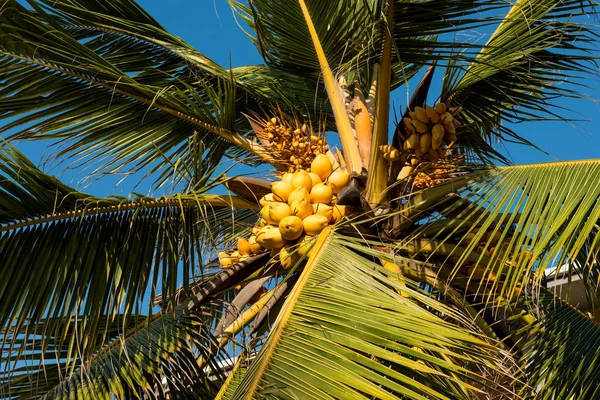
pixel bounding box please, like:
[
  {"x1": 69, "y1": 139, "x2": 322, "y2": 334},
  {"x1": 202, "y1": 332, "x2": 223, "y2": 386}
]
[{"x1": 1, "y1": 0, "x2": 600, "y2": 398}]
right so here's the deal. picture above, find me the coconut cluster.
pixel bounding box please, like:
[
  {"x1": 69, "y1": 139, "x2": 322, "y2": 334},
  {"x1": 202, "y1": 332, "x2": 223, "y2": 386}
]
[
  {"x1": 256, "y1": 117, "x2": 329, "y2": 173},
  {"x1": 379, "y1": 102, "x2": 462, "y2": 164},
  {"x1": 218, "y1": 154, "x2": 348, "y2": 270}
]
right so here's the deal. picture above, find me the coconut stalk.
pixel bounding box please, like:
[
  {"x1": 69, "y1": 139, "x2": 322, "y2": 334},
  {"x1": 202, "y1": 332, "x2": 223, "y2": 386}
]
[
  {"x1": 352, "y1": 82, "x2": 373, "y2": 169},
  {"x1": 366, "y1": 1, "x2": 394, "y2": 206}
]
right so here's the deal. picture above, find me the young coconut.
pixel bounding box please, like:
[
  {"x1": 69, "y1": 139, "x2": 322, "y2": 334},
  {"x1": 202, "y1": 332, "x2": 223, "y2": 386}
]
[
  {"x1": 332, "y1": 205, "x2": 346, "y2": 223},
  {"x1": 256, "y1": 225, "x2": 287, "y2": 249},
  {"x1": 261, "y1": 202, "x2": 292, "y2": 225},
  {"x1": 308, "y1": 172, "x2": 322, "y2": 187},
  {"x1": 327, "y1": 170, "x2": 350, "y2": 194},
  {"x1": 290, "y1": 198, "x2": 313, "y2": 220},
  {"x1": 248, "y1": 235, "x2": 262, "y2": 254},
  {"x1": 312, "y1": 203, "x2": 333, "y2": 221},
  {"x1": 279, "y1": 215, "x2": 304, "y2": 241},
  {"x1": 303, "y1": 214, "x2": 329, "y2": 236},
  {"x1": 291, "y1": 170, "x2": 313, "y2": 192},
  {"x1": 310, "y1": 182, "x2": 334, "y2": 204},
  {"x1": 279, "y1": 244, "x2": 300, "y2": 270},
  {"x1": 271, "y1": 181, "x2": 295, "y2": 203},
  {"x1": 238, "y1": 237, "x2": 251, "y2": 255},
  {"x1": 311, "y1": 154, "x2": 333, "y2": 181},
  {"x1": 287, "y1": 186, "x2": 310, "y2": 205},
  {"x1": 297, "y1": 235, "x2": 317, "y2": 257}
]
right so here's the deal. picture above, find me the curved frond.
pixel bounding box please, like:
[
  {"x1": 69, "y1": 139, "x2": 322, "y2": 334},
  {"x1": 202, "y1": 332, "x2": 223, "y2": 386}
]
[
  {"x1": 0, "y1": 0, "x2": 276, "y2": 182},
  {"x1": 406, "y1": 160, "x2": 600, "y2": 298},
  {"x1": 2, "y1": 302, "x2": 225, "y2": 399},
  {"x1": 520, "y1": 290, "x2": 600, "y2": 398},
  {"x1": 232, "y1": 230, "x2": 517, "y2": 399},
  {"x1": 444, "y1": 0, "x2": 598, "y2": 149}
]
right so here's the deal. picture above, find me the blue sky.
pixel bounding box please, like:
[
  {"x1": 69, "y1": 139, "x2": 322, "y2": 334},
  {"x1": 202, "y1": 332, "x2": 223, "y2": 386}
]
[{"x1": 10, "y1": 1, "x2": 600, "y2": 197}]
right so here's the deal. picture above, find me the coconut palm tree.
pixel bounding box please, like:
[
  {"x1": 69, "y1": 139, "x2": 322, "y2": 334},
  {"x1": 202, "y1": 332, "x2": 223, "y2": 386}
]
[{"x1": 1, "y1": 0, "x2": 600, "y2": 398}]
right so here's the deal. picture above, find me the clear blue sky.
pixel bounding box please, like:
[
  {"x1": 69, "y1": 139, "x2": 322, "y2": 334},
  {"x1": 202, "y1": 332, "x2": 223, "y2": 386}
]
[{"x1": 10, "y1": 1, "x2": 600, "y2": 197}]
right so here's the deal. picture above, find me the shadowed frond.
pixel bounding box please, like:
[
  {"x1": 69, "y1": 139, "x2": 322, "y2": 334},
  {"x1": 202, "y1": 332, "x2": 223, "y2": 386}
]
[
  {"x1": 2, "y1": 302, "x2": 226, "y2": 399},
  {"x1": 0, "y1": 143, "x2": 260, "y2": 396},
  {"x1": 520, "y1": 290, "x2": 600, "y2": 398}
]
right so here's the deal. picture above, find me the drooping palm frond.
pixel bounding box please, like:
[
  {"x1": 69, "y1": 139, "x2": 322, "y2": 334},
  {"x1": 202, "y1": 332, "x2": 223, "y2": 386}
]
[
  {"x1": 519, "y1": 289, "x2": 600, "y2": 399},
  {"x1": 0, "y1": 0, "x2": 284, "y2": 184},
  {"x1": 230, "y1": 229, "x2": 519, "y2": 399},
  {"x1": 2, "y1": 301, "x2": 227, "y2": 399},
  {"x1": 0, "y1": 142, "x2": 261, "y2": 395},
  {"x1": 444, "y1": 0, "x2": 598, "y2": 151},
  {"x1": 405, "y1": 159, "x2": 600, "y2": 299}
]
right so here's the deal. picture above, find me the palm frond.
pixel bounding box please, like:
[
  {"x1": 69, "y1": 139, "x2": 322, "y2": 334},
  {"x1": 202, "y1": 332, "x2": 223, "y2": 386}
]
[
  {"x1": 0, "y1": 143, "x2": 261, "y2": 392},
  {"x1": 405, "y1": 159, "x2": 600, "y2": 299},
  {"x1": 231, "y1": 229, "x2": 518, "y2": 399},
  {"x1": 444, "y1": 0, "x2": 598, "y2": 151},
  {"x1": 0, "y1": 0, "x2": 277, "y2": 184},
  {"x1": 2, "y1": 302, "x2": 225, "y2": 399},
  {"x1": 520, "y1": 289, "x2": 600, "y2": 398}
]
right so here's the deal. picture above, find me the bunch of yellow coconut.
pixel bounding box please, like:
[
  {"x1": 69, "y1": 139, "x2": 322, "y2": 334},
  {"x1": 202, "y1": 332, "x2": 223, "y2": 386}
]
[
  {"x1": 218, "y1": 153, "x2": 348, "y2": 270},
  {"x1": 379, "y1": 102, "x2": 462, "y2": 163}
]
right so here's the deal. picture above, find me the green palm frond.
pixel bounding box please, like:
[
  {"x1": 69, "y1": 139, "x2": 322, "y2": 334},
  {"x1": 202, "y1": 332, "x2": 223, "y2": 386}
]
[
  {"x1": 520, "y1": 290, "x2": 600, "y2": 398},
  {"x1": 444, "y1": 0, "x2": 598, "y2": 149},
  {"x1": 406, "y1": 159, "x2": 600, "y2": 298},
  {"x1": 0, "y1": 143, "x2": 260, "y2": 392},
  {"x1": 229, "y1": 0, "x2": 379, "y2": 76},
  {"x1": 2, "y1": 302, "x2": 225, "y2": 399},
  {"x1": 231, "y1": 229, "x2": 518, "y2": 399},
  {"x1": 214, "y1": 354, "x2": 250, "y2": 400},
  {"x1": 0, "y1": 0, "x2": 278, "y2": 182}
]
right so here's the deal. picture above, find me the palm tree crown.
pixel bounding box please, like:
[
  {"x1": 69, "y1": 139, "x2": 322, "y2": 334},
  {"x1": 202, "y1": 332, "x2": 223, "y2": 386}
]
[{"x1": 1, "y1": 0, "x2": 600, "y2": 398}]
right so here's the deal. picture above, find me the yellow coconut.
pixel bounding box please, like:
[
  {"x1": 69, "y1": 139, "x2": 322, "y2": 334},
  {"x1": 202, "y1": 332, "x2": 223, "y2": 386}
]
[
  {"x1": 311, "y1": 154, "x2": 333, "y2": 181},
  {"x1": 303, "y1": 214, "x2": 329, "y2": 236},
  {"x1": 425, "y1": 105, "x2": 440, "y2": 123},
  {"x1": 261, "y1": 202, "x2": 292, "y2": 225},
  {"x1": 271, "y1": 181, "x2": 295, "y2": 203},
  {"x1": 279, "y1": 215, "x2": 304, "y2": 241},
  {"x1": 238, "y1": 237, "x2": 251, "y2": 255},
  {"x1": 406, "y1": 134, "x2": 420, "y2": 150},
  {"x1": 279, "y1": 244, "x2": 299, "y2": 270},
  {"x1": 287, "y1": 186, "x2": 310, "y2": 206},
  {"x1": 332, "y1": 204, "x2": 346, "y2": 223},
  {"x1": 256, "y1": 226, "x2": 287, "y2": 249},
  {"x1": 281, "y1": 172, "x2": 294, "y2": 184},
  {"x1": 420, "y1": 133, "x2": 432, "y2": 154},
  {"x1": 435, "y1": 102, "x2": 447, "y2": 114},
  {"x1": 259, "y1": 193, "x2": 278, "y2": 207},
  {"x1": 308, "y1": 172, "x2": 322, "y2": 188},
  {"x1": 248, "y1": 235, "x2": 262, "y2": 254},
  {"x1": 414, "y1": 106, "x2": 430, "y2": 124},
  {"x1": 327, "y1": 170, "x2": 350, "y2": 194},
  {"x1": 291, "y1": 170, "x2": 313, "y2": 191},
  {"x1": 218, "y1": 251, "x2": 234, "y2": 268},
  {"x1": 290, "y1": 198, "x2": 313, "y2": 220},
  {"x1": 297, "y1": 235, "x2": 316, "y2": 257},
  {"x1": 310, "y1": 182, "x2": 334, "y2": 204},
  {"x1": 312, "y1": 203, "x2": 333, "y2": 222}
]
